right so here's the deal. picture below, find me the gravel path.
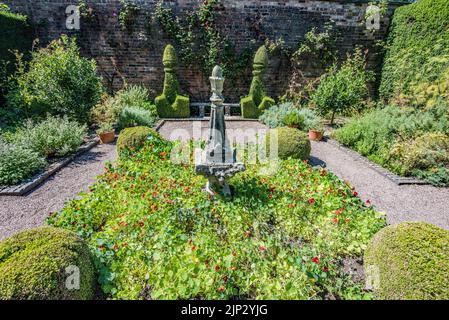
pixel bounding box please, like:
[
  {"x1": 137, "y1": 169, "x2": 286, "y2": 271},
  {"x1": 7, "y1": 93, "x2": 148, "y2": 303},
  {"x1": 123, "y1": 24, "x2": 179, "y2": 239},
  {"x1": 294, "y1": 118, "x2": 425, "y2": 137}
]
[
  {"x1": 311, "y1": 140, "x2": 449, "y2": 230},
  {"x1": 0, "y1": 143, "x2": 117, "y2": 241}
]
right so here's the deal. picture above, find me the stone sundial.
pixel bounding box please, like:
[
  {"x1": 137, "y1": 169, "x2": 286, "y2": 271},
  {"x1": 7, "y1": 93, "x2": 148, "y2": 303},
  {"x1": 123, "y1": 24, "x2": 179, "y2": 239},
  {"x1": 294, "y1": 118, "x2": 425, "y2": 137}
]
[{"x1": 194, "y1": 65, "x2": 246, "y2": 196}]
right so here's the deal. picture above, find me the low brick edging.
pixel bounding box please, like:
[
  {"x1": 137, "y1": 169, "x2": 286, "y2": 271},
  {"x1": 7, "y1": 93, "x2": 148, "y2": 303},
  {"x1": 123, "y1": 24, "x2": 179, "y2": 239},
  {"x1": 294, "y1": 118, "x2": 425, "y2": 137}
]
[
  {"x1": 325, "y1": 138, "x2": 429, "y2": 186},
  {"x1": 0, "y1": 139, "x2": 101, "y2": 196}
]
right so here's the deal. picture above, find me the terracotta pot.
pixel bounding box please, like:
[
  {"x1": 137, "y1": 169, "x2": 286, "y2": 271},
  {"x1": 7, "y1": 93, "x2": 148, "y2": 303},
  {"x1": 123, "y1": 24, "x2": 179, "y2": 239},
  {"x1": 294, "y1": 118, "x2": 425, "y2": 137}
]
[
  {"x1": 99, "y1": 131, "x2": 116, "y2": 144},
  {"x1": 308, "y1": 130, "x2": 324, "y2": 141}
]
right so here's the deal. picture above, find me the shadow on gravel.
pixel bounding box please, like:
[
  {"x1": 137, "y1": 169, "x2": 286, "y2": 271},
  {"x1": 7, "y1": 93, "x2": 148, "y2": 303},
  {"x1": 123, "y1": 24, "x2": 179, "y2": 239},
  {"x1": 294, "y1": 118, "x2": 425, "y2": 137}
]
[{"x1": 309, "y1": 156, "x2": 326, "y2": 168}]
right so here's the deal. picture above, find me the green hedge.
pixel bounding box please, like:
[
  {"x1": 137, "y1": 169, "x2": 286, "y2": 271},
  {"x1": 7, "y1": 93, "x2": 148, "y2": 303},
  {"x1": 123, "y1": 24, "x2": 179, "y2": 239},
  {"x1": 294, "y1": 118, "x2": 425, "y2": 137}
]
[
  {"x1": 265, "y1": 127, "x2": 311, "y2": 160},
  {"x1": 0, "y1": 227, "x2": 95, "y2": 300},
  {"x1": 365, "y1": 222, "x2": 449, "y2": 300},
  {"x1": 379, "y1": 0, "x2": 449, "y2": 106},
  {"x1": 0, "y1": 4, "x2": 33, "y2": 104}
]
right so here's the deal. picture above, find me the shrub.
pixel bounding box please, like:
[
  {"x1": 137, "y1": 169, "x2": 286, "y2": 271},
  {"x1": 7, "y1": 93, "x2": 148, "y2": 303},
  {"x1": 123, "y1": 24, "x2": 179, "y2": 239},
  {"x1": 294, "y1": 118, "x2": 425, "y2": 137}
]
[
  {"x1": 48, "y1": 138, "x2": 386, "y2": 300},
  {"x1": 260, "y1": 103, "x2": 321, "y2": 131},
  {"x1": 0, "y1": 226, "x2": 95, "y2": 300},
  {"x1": 10, "y1": 116, "x2": 87, "y2": 158},
  {"x1": 310, "y1": 49, "x2": 374, "y2": 124},
  {"x1": 379, "y1": 0, "x2": 449, "y2": 106},
  {"x1": 364, "y1": 222, "x2": 449, "y2": 300},
  {"x1": 334, "y1": 102, "x2": 449, "y2": 186},
  {"x1": 91, "y1": 85, "x2": 156, "y2": 125},
  {"x1": 283, "y1": 112, "x2": 305, "y2": 128},
  {"x1": 241, "y1": 46, "x2": 275, "y2": 119},
  {"x1": 0, "y1": 140, "x2": 46, "y2": 185},
  {"x1": 155, "y1": 45, "x2": 190, "y2": 118},
  {"x1": 389, "y1": 133, "x2": 449, "y2": 175},
  {"x1": 116, "y1": 126, "x2": 166, "y2": 157},
  {"x1": 7, "y1": 35, "x2": 102, "y2": 123},
  {"x1": 265, "y1": 127, "x2": 311, "y2": 160},
  {"x1": 0, "y1": 3, "x2": 33, "y2": 104},
  {"x1": 118, "y1": 106, "x2": 158, "y2": 129}
]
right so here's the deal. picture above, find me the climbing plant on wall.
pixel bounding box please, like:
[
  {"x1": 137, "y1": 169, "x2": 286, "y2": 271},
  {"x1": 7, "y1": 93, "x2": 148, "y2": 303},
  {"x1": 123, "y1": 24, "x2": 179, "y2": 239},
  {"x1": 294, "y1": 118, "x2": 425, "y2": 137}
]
[{"x1": 153, "y1": 0, "x2": 254, "y2": 84}]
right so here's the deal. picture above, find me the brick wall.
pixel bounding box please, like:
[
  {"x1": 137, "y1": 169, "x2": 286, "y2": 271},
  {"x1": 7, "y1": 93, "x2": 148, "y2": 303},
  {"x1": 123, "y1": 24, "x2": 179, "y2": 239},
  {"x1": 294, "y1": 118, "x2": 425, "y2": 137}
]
[{"x1": 3, "y1": 0, "x2": 406, "y2": 102}]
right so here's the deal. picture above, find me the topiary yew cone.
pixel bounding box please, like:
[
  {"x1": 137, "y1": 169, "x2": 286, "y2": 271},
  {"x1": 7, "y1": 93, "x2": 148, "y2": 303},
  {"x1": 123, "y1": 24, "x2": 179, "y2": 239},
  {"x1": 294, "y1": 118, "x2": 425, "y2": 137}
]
[
  {"x1": 241, "y1": 45, "x2": 275, "y2": 119},
  {"x1": 155, "y1": 44, "x2": 190, "y2": 118}
]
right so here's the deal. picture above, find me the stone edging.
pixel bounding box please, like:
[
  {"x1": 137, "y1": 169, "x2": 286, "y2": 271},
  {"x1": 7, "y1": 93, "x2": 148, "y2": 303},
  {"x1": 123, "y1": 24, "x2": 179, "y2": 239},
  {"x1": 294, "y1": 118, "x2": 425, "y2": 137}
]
[
  {"x1": 326, "y1": 138, "x2": 429, "y2": 186},
  {"x1": 0, "y1": 139, "x2": 100, "y2": 196}
]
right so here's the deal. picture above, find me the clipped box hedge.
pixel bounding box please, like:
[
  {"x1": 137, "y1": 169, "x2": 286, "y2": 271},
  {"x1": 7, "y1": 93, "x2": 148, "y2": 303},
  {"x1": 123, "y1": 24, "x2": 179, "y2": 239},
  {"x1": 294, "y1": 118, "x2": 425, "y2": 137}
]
[
  {"x1": 379, "y1": 0, "x2": 449, "y2": 106},
  {"x1": 365, "y1": 222, "x2": 449, "y2": 300}
]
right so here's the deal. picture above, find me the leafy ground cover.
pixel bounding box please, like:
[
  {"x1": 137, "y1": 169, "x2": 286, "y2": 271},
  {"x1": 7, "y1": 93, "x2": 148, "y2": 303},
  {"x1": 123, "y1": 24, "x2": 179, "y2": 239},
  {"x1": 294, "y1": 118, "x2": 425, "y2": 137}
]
[{"x1": 48, "y1": 136, "x2": 386, "y2": 300}]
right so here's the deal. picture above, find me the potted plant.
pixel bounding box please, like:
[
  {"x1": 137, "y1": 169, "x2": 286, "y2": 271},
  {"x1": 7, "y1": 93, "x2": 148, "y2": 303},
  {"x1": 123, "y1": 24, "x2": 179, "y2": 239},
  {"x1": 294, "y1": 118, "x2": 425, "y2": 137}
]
[
  {"x1": 283, "y1": 112, "x2": 305, "y2": 129},
  {"x1": 308, "y1": 121, "x2": 325, "y2": 141},
  {"x1": 96, "y1": 122, "x2": 116, "y2": 144}
]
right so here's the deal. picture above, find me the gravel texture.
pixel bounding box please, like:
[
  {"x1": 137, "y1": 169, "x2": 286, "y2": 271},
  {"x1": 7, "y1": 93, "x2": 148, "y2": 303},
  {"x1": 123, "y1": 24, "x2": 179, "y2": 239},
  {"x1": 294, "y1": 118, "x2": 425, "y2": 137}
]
[{"x1": 0, "y1": 142, "x2": 117, "y2": 241}]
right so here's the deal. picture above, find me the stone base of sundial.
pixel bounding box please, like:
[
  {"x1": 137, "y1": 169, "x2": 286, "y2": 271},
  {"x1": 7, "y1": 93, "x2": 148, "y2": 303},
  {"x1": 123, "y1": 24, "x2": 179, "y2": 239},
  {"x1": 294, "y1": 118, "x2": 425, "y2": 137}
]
[{"x1": 195, "y1": 162, "x2": 246, "y2": 196}]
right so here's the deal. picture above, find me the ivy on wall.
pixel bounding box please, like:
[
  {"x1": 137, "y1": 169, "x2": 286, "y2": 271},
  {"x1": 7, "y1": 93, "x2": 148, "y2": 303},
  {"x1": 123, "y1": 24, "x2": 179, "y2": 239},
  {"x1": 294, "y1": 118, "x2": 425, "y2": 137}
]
[{"x1": 153, "y1": 0, "x2": 254, "y2": 85}]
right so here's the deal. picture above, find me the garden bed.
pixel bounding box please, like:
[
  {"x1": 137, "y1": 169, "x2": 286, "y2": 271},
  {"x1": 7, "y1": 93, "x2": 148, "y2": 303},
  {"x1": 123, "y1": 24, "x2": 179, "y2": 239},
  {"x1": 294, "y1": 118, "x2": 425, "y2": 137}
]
[
  {"x1": 0, "y1": 137, "x2": 100, "y2": 196},
  {"x1": 48, "y1": 134, "x2": 386, "y2": 300},
  {"x1": 326, "y1": 138, "x2": 429, "y2": 186}
]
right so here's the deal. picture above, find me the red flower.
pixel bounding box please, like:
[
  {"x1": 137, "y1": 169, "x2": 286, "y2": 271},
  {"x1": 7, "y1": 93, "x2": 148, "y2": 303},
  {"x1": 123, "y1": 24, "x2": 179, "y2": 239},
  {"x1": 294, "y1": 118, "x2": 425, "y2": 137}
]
[
  {"x1": 288, "y1": 203, "x2": 295, "y2": 209},
  {"x1": 139, "y1": 222, "x2": 144, "y2": 227},
  {"x1": 353, "y1": 191, "x2": 358, "y2": 197},
  {"x1": 223, "y1": 275, "x2": 228, "y2": 283},
  {"x1": 323, "y1": 267, "x2": 329, "y2": 273},
  {"x1": 113, "y1": 245, "x2": 118, "y2": 251},
  {"x1": 215, "y1": 265, "x2": 221, "y2": 272},
  {"x1": 320, "y1": 170, "x2": 327, "y2": 177},
  {"x1": 332, "y1": 218, "x2": 339, "y2": 225},
  {"x1": 191, "y1": 245, "x2": 197, "y2": 251},
  {"x1": 312, "y1": 256, "x2": 320, "y2": 264},
  {"x1": 308, "y1": 198, "x2": 315, "y2": 204},
  {"x1": 366, "y1": 199, "x2": 371, "y2": 205},
  {"x1": 345, "y1": 218, "x2": 350, "y2": 223},
  {"x1": 259, "y1": 246, "x2": 267, "y2": 251},
  {"x1": 217, "y1": 286, "x2": 225, "y2": 293}
]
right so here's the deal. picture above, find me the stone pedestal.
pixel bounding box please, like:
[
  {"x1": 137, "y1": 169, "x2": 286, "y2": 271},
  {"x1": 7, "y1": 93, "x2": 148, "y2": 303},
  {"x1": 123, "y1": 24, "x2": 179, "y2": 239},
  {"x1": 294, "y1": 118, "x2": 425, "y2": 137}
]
[{"x1": 194, "y1": 66, "x2": 246, "y2": 196}]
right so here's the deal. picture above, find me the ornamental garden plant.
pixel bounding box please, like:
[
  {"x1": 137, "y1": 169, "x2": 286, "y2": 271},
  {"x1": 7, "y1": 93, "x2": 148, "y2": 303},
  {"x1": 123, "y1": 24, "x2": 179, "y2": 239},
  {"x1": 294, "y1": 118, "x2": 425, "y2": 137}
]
[{"x1": 47, "y1": 134, "x2": 386, "y2": 299}]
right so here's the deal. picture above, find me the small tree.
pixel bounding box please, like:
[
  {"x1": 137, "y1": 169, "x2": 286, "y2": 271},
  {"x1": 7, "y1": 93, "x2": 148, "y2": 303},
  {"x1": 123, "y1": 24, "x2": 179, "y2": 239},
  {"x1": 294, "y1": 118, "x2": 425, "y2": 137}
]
[
  {"x1": 310, "y1": 49, "x2": 374, "y2": 125},
  {"x1": 7, "y1": 35, "x2": 103, "y2": 123}
]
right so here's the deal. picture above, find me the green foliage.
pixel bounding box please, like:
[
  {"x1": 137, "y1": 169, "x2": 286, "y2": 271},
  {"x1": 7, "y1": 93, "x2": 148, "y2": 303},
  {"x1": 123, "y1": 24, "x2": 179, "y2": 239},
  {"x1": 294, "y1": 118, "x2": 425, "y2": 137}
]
[
  {"x1": 0, "y1": 140, "x2": 46, "y2": 185},
  {"x1": 91, "y1": 85, "x2": 156, "y2": 125},
  {"x1": 260, "y1": 103, "x2": 322, "y2": 131},
  {"x1": 156, "y1": 45, "x2": 190, "y2": 118},
  {"x1": 0, "y1": 4, "x2": 33, "y2": 104},
  {"x1": 153, "y1": 0, "x2": 253, "y2": 83},
  {"x1": 379, "y1": 0, "x2": 449, "y2": 106},
  {"x1": 265, "y1": 127, "x2": 311, "y2": 161},
  {"x1": 284, "y1": 24, "x2": 337, "y2": 104},
  {"x1": 96, "y1": 122, "x2": 114, "y2": 135},
  {"x1": 240, "y1": 96, "x2": 258, "y2": 119},
  {"x1": 118, "y1": 106, "x2": 158, "y2": 129},
  {"x1": 48, "y1": 138, "x2": 386, "y2": 299},
  {"x1": 118, "y1": 0, "x2": 140, "y2": 31},
  {"x1": 8, "y1": 115, "x2": 87, "y2": 158},
  {"x1": 0, "y1": 226, "x2": 95, "y2": 299},
  {"x1": 365, "y1": 222, "x2": 449, "y2": 300},
  {"x1": 7, "y1": 35, "x2": 103, "y2": 123},
  {"x1": 116, "y1": 126, "x2": 166, "y2": 158},
  {"x1": 334, "y1": 102, "x2": 449, "y2": 186},
  {"x1": 241, "y1": 46, "x2": 275, "y2": 119},
  {"x1": 310, "y1": 49, "x2": 374, "y2": 124},
  {"x1": 283, "y1": 112, "x2": 305, "y2": 128}
]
